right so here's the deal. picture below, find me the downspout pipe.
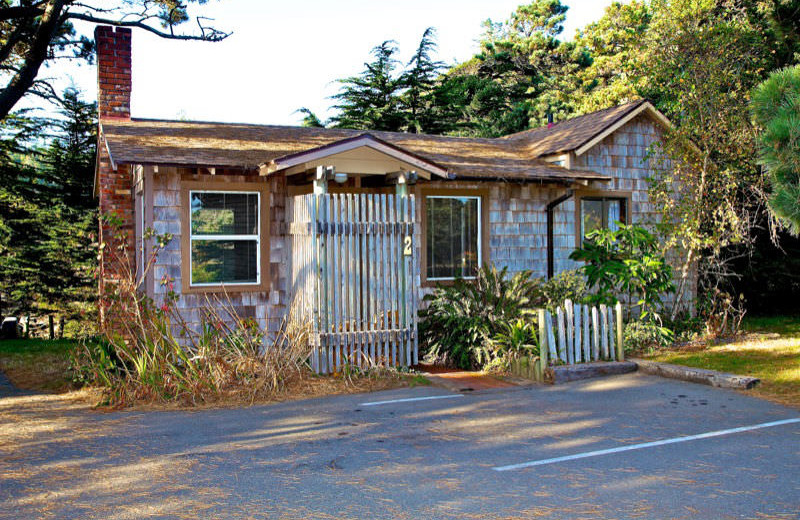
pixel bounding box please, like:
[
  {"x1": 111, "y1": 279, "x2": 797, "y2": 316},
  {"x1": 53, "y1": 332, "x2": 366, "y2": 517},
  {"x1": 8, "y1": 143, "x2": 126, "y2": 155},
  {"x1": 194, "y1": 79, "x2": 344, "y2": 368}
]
[{"x1": 546, "y1": 189, "x2": 574, "y2": 280}]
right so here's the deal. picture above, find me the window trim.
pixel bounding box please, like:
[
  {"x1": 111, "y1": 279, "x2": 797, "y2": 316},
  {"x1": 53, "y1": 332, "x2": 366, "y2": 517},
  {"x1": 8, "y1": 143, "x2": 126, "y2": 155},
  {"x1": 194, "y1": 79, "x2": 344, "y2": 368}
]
[
  {"x1": 574, "y1": 189, "x2": 632, "y2": 247},
  {"x1": 188, "y1": 190, "x2": 261, "y2": 287},
  {"x1": 418, "y1": 187, "x2": 490, "y2": 287},
  {"x1": 180, "y1": 179, "x2": 270, "y2": 294}
]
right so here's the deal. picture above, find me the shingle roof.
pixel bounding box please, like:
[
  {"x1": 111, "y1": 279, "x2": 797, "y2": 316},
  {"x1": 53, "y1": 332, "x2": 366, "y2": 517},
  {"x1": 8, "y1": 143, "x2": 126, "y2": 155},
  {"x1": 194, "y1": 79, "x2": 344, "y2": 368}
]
[
  {"x1": 100, "y1": 118, "x2": 611, "y2": 182},
  {"x1": 101, "y1": 100, "x2": 665, "y2": 183},
  {"x1": 503, "y1": 99, "x2": 648, "y2": 156}
]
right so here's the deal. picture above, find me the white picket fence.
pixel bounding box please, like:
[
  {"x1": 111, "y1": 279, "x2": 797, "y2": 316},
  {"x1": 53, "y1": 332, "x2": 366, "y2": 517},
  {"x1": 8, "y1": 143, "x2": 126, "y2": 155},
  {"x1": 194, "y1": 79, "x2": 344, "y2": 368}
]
[
  {"x1": 287, "y1": 193, "x2": 419, "y2": 374},
  {"x1": 538, "y1": 300, "x2": 624, "y2": 367}
]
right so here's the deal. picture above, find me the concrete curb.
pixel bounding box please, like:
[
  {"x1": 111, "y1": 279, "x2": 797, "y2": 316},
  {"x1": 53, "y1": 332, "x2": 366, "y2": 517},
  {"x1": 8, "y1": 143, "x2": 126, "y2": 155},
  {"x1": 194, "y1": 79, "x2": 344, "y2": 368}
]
[
  {"x1": 551, "y1": 361, "x2": 638, "y2": 384},
  {"x1": 631, "y1": 358, "x2": 760, "y2": 389}
]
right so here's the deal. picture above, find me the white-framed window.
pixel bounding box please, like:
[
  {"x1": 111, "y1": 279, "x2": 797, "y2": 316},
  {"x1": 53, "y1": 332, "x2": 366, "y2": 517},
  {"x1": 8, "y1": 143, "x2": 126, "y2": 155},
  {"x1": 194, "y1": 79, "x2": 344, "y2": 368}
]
[
  {"x1": 580, "y1": 197, "x2": 627, "y2": 239},
  {"x1": 425, "y1": 195, "x2": 481, "y2": 280},
  {"x1": 189, "y1": 190, "x2": 260, "y2": 286}
]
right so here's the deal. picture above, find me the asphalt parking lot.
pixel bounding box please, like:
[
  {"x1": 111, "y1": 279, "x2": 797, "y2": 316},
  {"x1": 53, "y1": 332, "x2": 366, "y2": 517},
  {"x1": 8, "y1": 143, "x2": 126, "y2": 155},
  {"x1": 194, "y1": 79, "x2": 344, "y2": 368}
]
[{"x1": 1, "y1": 372, "x2": 798, "y2": 519}]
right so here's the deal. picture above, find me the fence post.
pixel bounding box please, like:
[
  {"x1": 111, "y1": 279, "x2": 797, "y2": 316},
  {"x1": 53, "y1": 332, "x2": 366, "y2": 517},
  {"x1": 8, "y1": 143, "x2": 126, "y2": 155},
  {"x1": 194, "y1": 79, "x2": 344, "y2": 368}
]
[
  {"x1": 538, "y1": 308, "x2": 547, "y2": 382},
  {"x1": 615, "y1": 301, "x2": 624, "y2": 361}
]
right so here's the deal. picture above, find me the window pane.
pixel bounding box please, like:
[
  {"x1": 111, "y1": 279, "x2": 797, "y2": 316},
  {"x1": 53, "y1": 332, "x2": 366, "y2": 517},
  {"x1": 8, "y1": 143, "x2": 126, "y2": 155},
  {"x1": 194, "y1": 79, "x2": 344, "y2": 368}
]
[
  {"x1": 581, "y1": 199, "x2": 603, "y2": 238},
  {"x1": 426, "y1": 197, "x2": 479, "y2": 279},
  {"x1": 191, "y1": 192, "x2": 258, "y2": 235},
  {"x1": 191, "y1": 240, "x2": 258, "y2": 284}
]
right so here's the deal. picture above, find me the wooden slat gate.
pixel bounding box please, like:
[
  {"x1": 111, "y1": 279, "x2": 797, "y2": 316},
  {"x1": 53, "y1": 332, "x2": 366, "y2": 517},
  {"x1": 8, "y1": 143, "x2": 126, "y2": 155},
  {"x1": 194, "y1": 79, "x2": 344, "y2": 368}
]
[{"x1": 288, "y1": 193, "x2": 419, "y2": 374}]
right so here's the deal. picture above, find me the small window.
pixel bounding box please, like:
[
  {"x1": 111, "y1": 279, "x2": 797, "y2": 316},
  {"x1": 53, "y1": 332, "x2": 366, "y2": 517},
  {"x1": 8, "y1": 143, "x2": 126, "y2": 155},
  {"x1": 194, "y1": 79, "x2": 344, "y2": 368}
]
[
  {"x1": 426, "y1": 196, "x2": 481, "y2": 280},
  {"x1": 189, "y1": 191, "x2": 260, "y2": 286},
  {"x1": 580, "y1": 197, "x2": 627, "y2": 239}
]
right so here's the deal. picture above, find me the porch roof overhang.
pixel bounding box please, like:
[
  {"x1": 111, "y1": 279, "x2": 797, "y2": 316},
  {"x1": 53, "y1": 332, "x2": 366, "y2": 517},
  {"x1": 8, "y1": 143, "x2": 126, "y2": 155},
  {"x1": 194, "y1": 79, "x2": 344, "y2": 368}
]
[{"x1": 259, "y1": 133, "x2": 450, "y2": 180}]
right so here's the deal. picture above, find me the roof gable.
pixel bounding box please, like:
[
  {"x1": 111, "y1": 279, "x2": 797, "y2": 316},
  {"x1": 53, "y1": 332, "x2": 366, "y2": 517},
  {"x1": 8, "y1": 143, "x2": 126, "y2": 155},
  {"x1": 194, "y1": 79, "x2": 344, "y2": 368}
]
[
  {"x1": 504, "y1": 100, "x2": 672, "y2": 157},
  {"x1": 263, "y1": 133, "x2": 449, "y2": 178}
]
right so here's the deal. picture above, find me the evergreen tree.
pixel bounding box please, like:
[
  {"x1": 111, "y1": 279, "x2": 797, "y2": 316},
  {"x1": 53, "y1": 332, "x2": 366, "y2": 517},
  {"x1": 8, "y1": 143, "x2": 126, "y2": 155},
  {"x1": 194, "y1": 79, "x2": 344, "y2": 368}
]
[
  {"x1": 0, "y1": 88, "x2": 96, "y2": 329},
  {"x1": 329, "y1": 41, "x2": 405, "y2": 131},
  {"x1": 401, "y1": 27, "x2": 445, "y2": 133},
  {"x1": 751, "y1": 65, "x2": 800, "y2": 234}
]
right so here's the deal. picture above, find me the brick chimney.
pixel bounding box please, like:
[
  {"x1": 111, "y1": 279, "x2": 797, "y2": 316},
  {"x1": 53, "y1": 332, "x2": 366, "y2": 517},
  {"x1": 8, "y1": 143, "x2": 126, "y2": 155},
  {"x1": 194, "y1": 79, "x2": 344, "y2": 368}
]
[
  {"x1": 95, "y1": 25, "x2": 132, "y2": 119},
  {"x1": 95, "y1": 26, "x2": 134, "y2": 329}
]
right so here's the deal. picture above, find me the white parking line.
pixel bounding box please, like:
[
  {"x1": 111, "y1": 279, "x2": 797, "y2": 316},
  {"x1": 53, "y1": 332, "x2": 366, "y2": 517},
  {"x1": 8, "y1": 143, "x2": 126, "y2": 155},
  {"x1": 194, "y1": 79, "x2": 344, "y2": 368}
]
[
  {"x1": 493, "y1": 417, "x2": 800, "y2": 472},
  {"x1": 360, "y1": 394, "x2": 464, "y2": 407}
]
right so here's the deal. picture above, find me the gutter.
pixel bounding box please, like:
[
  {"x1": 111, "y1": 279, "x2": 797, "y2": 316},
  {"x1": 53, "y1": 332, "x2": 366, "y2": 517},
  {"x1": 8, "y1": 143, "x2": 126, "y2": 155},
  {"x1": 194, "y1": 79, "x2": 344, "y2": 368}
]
[{"x1": 546, "y1": 189, "x2": 574, "y2": 279}]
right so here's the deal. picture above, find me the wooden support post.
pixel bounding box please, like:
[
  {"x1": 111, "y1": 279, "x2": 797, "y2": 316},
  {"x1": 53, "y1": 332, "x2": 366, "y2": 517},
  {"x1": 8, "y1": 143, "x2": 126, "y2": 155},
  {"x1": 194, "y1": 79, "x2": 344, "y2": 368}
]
[
  {"x1": 615, "y1": 301, "x2": 624, "y2": 361},
  {"x1": 314, "y1": 165, "x2": 330, "y2": 195},
  {"x1": 395, "y1": 171, "x2": 408, "y2": 198},
  {"x1": 538, "y1": 308, "x2": 547, "y2": 382}
]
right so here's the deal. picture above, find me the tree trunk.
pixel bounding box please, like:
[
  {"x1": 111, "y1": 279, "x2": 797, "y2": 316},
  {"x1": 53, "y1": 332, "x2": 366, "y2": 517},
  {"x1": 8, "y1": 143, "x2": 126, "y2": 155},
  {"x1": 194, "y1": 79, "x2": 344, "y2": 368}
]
[
  {"x1": 0, "y1": 1, "x2": 67, "y2": 120},
  {"x1": 49, "y1": 315, "x2": 54, "y2": 340},
  {"x1": 58, "y1": 316, "x2": 65, "y2": 339}
]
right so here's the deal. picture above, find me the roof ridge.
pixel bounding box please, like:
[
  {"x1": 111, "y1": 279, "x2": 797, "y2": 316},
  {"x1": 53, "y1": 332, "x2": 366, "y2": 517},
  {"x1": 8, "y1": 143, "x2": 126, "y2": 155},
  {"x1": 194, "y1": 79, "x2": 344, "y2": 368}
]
[{"x1": 125, "y1": 117, "x2": 504, "y2": 144}]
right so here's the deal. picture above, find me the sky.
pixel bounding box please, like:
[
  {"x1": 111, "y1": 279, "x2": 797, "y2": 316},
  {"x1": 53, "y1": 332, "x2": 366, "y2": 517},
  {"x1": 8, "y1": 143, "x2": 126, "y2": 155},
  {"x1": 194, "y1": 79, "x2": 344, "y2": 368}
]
[{"x1": 43, "y1": 0, "x2": 617, "y2": 125}]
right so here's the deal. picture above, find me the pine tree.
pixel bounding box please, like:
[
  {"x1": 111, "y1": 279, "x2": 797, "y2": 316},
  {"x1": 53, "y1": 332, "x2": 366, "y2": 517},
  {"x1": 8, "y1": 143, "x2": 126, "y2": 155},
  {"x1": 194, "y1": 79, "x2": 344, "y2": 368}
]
[
  {"x1": 0, "y1": 88, "x2": 96, "y2": 330},
  {"x1": 329, "y1": 41, "x2": 405, "y2": 131},
  {"x1": 401, "y1": 27, "x2": 445, "y2": 133}
]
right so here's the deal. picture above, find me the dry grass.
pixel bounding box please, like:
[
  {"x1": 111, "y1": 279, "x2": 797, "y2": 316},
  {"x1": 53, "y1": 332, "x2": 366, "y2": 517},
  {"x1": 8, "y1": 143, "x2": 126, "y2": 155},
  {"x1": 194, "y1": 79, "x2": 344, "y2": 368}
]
[
  {"x1": 124, "y1": 368, "x2": 426, "y2": 411},
  {"x1": 645, "y1": 316, "x2": 800, "y2": 408},
  {"x1": 0, "y1": 339, "x2": 78, "y2": 393},
  {"x1": 0, "y1": 338, "x2": 427, "y2": 410}
]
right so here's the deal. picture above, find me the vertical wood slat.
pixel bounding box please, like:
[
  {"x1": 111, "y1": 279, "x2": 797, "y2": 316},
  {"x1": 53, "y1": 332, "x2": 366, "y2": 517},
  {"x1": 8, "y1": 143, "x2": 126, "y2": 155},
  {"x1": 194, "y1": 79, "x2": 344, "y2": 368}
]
[
  {"x1": 332, "y1": 194, "x2": 341, "y2": 370},
  {"x1": 582, "y1": 305, "x2": 590, "y2": 361},
  {"x1": 387, "y1": 195, "x2": 397, "y2": 366},
  {"x1": 537, "y1": 309, "x2": 547, "y2": 380},
  {"x1": 398, "y1": 194, "x2": 409, "y2": 366},
  {"x1": 615, "y1": 301, "x2": 624, "y2": 361},
  {"x1": 564, "y1": 299, "x2": 574, "y2": 364},
  {"x1": 545, "y1": 310, "x2": 557, "y2": 360},
  {"x1": 556, "y1": 307, "x2": 566, "y2": 362},
  {"x1": 574, "y1": 301, "x2": 582, "y2": 363},
  {"x1": 608, "y1": 307, "x2": 617, "y2": 361},
  {"x1": 592, "y1": 306, "x2": 600, "y2": 361},
  {"x1": 602, "y1": 304, "x2": 608, "y2": 362},
  {"x1": 409, "y1": 194, "x2": 419, "y2": 365}
]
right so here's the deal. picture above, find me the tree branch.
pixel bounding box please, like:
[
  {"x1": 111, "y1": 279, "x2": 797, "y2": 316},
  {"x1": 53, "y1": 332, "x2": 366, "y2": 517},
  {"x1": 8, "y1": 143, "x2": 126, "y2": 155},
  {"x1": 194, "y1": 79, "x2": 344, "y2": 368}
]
[
  {"x1": 66, "y1": 11, "x2": 230, "y2": 42},
  {"x1": 0, "y1": 0, "x2": 67, "y2": 120},
  {"x1": 0, "y1": 3, "x2": 48, "y2": 22}
]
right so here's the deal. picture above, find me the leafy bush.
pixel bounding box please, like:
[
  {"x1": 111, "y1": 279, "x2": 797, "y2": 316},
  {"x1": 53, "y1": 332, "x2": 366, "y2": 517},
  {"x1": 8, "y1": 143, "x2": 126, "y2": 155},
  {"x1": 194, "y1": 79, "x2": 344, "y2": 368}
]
[
  {"x1": 662, "y1": 311, "x2": 704, "y2": 344},
  {"x1": 420, "y1": 264, "x2": 540, "y2": 370},
  {"x1": 541, "y1": 269, "x2": 588, "y2": 309},
  {"x1": 488, "y1": 318, "x2": 539, "y2": 370},
  {"x1": 623, "y1": 320, "x2": 673, "y2": 353},
  {"x1": 569, "y1": 223, "x2": 674, "y2": 320}
]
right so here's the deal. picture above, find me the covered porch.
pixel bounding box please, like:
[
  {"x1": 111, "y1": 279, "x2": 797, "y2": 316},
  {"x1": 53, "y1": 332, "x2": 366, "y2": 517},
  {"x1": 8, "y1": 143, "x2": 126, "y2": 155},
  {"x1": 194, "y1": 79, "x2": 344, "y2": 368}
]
[{"x1": 262, "y1": 134, "x2": 449, "y2": 373}]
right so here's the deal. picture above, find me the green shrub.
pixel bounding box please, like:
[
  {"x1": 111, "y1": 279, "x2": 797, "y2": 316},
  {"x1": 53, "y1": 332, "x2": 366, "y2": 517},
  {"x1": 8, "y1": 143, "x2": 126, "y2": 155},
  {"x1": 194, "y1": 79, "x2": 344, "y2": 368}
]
[
  {"x1": 541, "y1": 269, "x2": 588, "y2": 309},
  {"x1": 420, "y1": 264, "x2": 540, "y2": 370},
  {"x1": 569, "y1": 223, "x2": 674, "y2": 321},
  {"x1": 663, "y1": 311, "x2": 704, "y2": 344},
  {"x1": 623, "y1": 320, "x2": 673, "y2": 353}
]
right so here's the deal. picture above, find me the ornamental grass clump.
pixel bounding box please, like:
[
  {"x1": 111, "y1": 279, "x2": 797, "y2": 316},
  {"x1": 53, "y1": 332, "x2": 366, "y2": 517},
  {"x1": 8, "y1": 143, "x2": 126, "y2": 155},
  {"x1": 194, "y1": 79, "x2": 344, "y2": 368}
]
[{"x1": 72, "y1": 219, "x2": 312, "y2": 407}]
